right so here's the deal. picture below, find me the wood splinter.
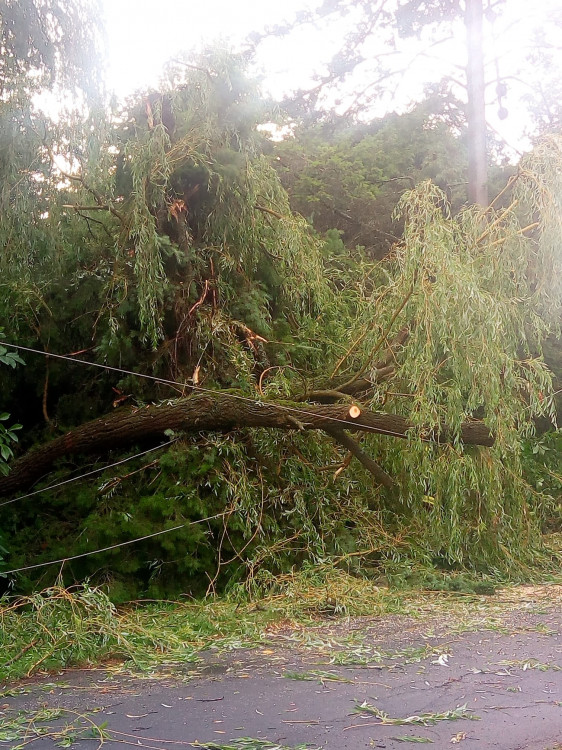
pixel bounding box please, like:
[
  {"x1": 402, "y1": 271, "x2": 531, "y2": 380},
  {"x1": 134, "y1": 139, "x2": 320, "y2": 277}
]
[{"x1": 285, "y1": 414, "x2": 305, "y2": 431}]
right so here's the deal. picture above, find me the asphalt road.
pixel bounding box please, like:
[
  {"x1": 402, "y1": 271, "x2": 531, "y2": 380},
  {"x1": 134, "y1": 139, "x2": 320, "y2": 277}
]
[{"x1": 1, "y1": 599, "x2": 561, "y2": 749}]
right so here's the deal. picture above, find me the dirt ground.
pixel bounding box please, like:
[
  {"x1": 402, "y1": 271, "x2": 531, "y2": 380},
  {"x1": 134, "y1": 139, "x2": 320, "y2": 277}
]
[{"x1": 1, "y1": 585, "x2": 561, "y2": 750}]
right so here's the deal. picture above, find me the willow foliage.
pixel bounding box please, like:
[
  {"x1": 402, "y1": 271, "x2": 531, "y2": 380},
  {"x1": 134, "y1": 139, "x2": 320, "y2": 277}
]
[
  {"x1": 0, "y1": 50, "x2": 561, "y2": 591},
  {"x1": 120, "y1": 57, "x2": 332, "y2": 349},
  {"x1": 517, "y1": 135, "x2": 562, "y2": 323},
  {"x1": 348, "y1": 161, "x2": 559, "y2": 566}
]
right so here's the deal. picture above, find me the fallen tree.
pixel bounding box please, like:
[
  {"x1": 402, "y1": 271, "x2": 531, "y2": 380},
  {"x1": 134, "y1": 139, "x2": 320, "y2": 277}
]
[
  {"x1": 0, "y1": 55, "x2": 560, "y2": 586},
  {"x1": 0, "y1": 392, "x2": 493, "y2": 498}
]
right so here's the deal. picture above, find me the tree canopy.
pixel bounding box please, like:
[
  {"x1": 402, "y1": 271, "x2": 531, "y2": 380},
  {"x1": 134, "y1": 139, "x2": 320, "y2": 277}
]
[{"x1": 0, "y1": 0, "x2": 104, "y2": 99}]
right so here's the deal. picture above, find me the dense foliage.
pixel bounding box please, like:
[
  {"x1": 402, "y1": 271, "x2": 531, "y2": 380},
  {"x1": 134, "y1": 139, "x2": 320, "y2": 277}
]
[
  {"x1": 273, "y1": 90, "x2": 515, "y2": 259},
  {"x1": 0, "y1": 20, "x2": 560, "y2": 599}
]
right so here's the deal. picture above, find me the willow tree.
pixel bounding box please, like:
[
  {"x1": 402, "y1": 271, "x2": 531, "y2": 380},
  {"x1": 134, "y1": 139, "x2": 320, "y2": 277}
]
[
  {"x1": 0, "y1": 51, "x2": 560, "y2": 593},
  {"x1": 0, "y1": 0, "x2": 104, "y2": 352}
]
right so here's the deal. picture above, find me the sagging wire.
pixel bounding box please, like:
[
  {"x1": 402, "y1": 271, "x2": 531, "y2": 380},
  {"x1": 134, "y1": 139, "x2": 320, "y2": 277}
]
[
  {"x1": 0, "y1": 510, "x2": 231, "y2": 576},
  {"x1": 0, "y1": 341, "x2": 411, "y2": 439},
  {"x1": 0, "y1": 439, "x2": 179, "y2": 508}
]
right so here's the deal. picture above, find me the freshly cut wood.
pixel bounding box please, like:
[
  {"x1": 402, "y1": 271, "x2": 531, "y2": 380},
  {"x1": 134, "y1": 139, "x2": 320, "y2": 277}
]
[
  {"x1": 348, "y1": 405, "x2": 362, "y2": 419},
  {"x1": 0, "y1": 393, "x2": 494, "y2": 498}
]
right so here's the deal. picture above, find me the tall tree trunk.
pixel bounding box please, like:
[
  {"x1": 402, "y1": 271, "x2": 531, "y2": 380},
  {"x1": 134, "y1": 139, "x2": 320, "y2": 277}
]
[
  {"x1": 0, "y1": 394, "x2": 494, "y2": 498},
  {"x1": 465, "y1": 0, "x2": 488, "y2": 206}
]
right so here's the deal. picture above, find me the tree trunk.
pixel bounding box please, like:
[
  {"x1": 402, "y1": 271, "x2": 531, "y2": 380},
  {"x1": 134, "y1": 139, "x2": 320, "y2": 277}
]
[
  {"x1": 465, "y1": 0, "x2": 488, "y2": 206},
  {"x1": 0, "y1": 393, "x2": 494, "y2": 498}
]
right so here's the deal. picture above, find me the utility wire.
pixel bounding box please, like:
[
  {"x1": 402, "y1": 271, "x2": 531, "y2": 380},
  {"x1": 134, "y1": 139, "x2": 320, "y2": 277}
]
[
  {"x1": 0, "y1": 341, "x2": 409, "y2": 438},
  {"x1": 0, "y1": 342, "x2": 405, "y2": 517},
  {"x1": 0, "y1": 439, "x2": 178, "y2": 509},
  {"x1": 0, "y1": 511, "x2": 230, "y2": 576},
  {"x1": 0, "y1": 343, "x2": 483, "y2": 578}
]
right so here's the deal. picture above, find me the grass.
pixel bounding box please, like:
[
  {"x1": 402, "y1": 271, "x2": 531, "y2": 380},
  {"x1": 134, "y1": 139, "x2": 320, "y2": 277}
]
[
  {"x1": 0, "y1": 584, "x2": 202, "y2": 681},
  {"x1": 0, "y1": 566, "x2": 402, "y2": 681},
  {"x1": 0, "y1": 564, "x2": 561, "y2": 683}
]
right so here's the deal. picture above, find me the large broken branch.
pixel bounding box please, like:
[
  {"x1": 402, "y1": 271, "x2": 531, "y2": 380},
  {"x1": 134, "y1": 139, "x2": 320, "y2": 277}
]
[
  {"x1": 326, "y1": 428, "x2": 396, "y2": 490},
  {"x1": 0, "y1": 393, "x2": 494, "y2": 498}
]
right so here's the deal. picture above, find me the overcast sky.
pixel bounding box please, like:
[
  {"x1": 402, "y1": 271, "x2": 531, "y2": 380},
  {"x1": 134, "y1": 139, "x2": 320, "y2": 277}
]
[
  {"x1": 103, "y1": 0, "x2": 315, "y2": 95},
  {"x1": 102, "y1": 0, "x2": 561, "y2": 150}
]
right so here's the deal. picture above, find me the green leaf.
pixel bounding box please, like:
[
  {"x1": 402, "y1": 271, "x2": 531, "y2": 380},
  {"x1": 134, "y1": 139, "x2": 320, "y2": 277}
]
[{"x1": 0, "y1": 444, "x2": 13, "y2": 461}]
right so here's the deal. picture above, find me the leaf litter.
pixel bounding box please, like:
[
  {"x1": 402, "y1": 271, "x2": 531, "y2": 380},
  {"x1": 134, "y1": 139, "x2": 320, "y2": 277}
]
[{"x1": 348, "y1": 702, "x2": 479, "y2": 728}]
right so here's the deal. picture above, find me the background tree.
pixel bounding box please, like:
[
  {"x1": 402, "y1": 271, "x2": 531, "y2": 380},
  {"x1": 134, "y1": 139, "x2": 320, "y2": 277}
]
[
  {"x1": 394, "y1": 0, "x2": 490, "y2": 204},
  {"x1": 520, "y1": 13, "x2": 562, "y2": 137},
  {"x1": 0, "y1": 0, "x2": 103, "y2": 96},
  {"x1": 0, "y1": 0, "x2": 105, "y2": 585},
  {"x1": 274, "y1": 90, "x2": 482, "y2": 259},
  {"x1": 257, "y1": 0, "x2": 562, "y2": 206}
]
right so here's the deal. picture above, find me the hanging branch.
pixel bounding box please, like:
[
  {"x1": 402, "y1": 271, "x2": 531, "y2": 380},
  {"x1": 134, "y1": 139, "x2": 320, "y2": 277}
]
[
  {"x1": 337, "y1": 287, "x2": 414, "y2": 392},
  {"x1": 303, "y1": 327, "x2": 409, "y2": 403},
  {"x1": 326, "y1": 428, "x2": 396, "y2": 491},
  {"x1": 254, "y1": 204, "x2": 286, "y2": 220}
]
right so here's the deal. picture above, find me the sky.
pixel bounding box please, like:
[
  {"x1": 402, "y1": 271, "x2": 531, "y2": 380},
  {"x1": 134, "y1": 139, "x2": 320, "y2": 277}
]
[
  {"x1": 102, "y1": 0, "x2": 561, "y2": 151},
  {"x1": 103, "y1": 0, "x2": 317, "y2": 96}
]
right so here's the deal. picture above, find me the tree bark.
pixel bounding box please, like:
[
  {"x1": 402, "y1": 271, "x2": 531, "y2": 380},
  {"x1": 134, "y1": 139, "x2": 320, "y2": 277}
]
[
  {"x1": 326, "y1": 428, "x2": 396, "y2": 490},
  {"x1": 0, "y1": 393, "x2": 494, "y2": 498},
  {"x1": 465, "y1": 0, "x2": 488, "y2": 206}
]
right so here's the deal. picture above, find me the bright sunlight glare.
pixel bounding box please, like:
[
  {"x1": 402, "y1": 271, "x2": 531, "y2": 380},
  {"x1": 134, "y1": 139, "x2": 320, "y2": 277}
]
[
  {"x1": 103, "y1": 0, "x2": 562, "y2": 152},
  {"x1": 103, "y1": 0, "x2": 316, "y2": 96}
]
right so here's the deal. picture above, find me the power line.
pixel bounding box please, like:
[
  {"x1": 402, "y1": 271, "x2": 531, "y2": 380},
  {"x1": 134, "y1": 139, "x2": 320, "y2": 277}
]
[
  {"x1": 0, "y1": 341, "x2": 409, "y2": 438},
  {"x1": 0, "y1": 341, "x2": 406, "y2": 516},
  {"x1": 0, "y1": 511, "x2": 230, "y2": 576},
  {"x1": 5, "y1": 342, "x2": 201, "y2": 391},
  {"x1": 0, "y1": 439, "x2": 178, "y2": 509}
]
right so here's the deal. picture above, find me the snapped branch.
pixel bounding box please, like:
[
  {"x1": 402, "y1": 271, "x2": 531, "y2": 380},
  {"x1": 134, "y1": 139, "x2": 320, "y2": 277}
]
[{"x1": 0, "y1": 393, "x2": 494, "y2": 499}]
